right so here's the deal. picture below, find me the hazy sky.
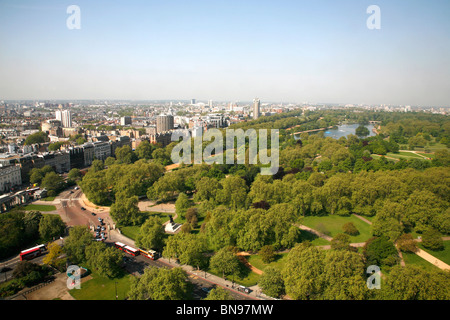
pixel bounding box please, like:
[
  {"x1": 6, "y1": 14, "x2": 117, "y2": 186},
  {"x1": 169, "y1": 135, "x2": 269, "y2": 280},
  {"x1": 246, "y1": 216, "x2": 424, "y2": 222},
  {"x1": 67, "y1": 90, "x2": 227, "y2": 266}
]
[{"x1": 0, "y1": 0, "x2": 449, "y2": 106}]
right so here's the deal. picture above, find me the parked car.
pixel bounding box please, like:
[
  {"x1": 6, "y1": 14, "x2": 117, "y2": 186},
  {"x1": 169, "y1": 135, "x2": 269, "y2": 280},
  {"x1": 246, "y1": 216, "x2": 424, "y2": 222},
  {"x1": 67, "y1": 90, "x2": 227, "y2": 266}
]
[
  {"x1": 91, "y1": 212, "x2": 96, "y2": 216},
  {"x1": 237, "y1": 286, "x2": 251, "y2": 294}
]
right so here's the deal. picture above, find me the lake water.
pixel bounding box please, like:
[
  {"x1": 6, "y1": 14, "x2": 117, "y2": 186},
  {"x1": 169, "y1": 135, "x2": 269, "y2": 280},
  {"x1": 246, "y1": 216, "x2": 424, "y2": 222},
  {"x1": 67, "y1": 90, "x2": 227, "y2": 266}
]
[
  {"x1": 324, "y1": 123, "x2": 377, "y2": 139},
  {"x1": 294, "y1": 123, "x2": 377, "y2": 140}
]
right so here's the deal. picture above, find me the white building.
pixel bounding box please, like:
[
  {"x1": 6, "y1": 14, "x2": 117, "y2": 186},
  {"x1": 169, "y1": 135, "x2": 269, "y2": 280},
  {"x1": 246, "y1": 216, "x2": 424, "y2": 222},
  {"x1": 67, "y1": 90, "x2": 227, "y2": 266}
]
[
  {"x1": 253, "y1": 98, "x2": 260, "y2": 120},
  {"x1": 56, "y1": 109, "x2": 72, "y2": 128},
  {"x1": 0, "y1": 165, "x2": 22, "y2": 193}
]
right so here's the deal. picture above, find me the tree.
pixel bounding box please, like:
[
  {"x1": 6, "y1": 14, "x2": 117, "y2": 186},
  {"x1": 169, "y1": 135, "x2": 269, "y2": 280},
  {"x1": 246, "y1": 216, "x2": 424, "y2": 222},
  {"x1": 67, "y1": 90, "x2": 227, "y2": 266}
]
[
  {"x1": 23, "y1": 211, "x2": 42, "y2": 241},
  {"x1": 110, "y1": 192, "x2": 141, "y2": 226},
  {"x1": 127, "y1": 267, "x2": 190, "y2": 300},
  {"x1": 259, "y1": 245, "x2": 276, "y2": 264},
  {"x1": 91, "y1": 159, "x2": 105, "y2": 173},
  {"x1": 39, "y1": 215, "x2": 66, "y2": 242},
  {"x1": 67, "y1": 168, "x2": 81, "y2": 181},
  {"x1": 43, "y1": 241, "x2": 66, "y2": 271},
  {"x1": 342, "y1": 222, "x2": 359, "y2": 236},
  {"x1": 421, "y1": 228, "x2": 444, "y2": 251},
  {"x1": 330, "y1": 233, "x2": 352, "y2": 251},
  {"x1": 135, "y1": 140, "x2": 154, "y2": 160},
  {"x1": 29, "y1": 165, "x2": 54, "y2": 185},
  {"x1": 175, "y1": 192, "x2": 191, "y2": 218},
  {"x1": 194, "y1": 177, "x2": 221, "y2": 203},
  {"x1": 381, "y1": 265, "x2": 450, "y2": 300},
  {"x1": 79, "y1": 170, "x2": 110, "y2": 206},
  {"x1": 321, "y1": 250, "x2": 368, "y2": 300},
  {"x1": 204, "y1": 287, "x2": 234, "y2": 300},
  {"x1": 209, "y1": 247, "x2": 240, "y2": 279},
  {"x1": 355, "y1": 125, "x2": 370, "y2": 138},
  {"x1": 363, "y1": 236, "x2": 399, "y2": 267},
  {"x1": 185, "y1": 207, "x2": 199, "y2": 228},
  {"x1": 258, "y1": 266, "x2": 285, "y2": 298},
  {"x1": 282, "y1": 243, "x2": 325, "y2": 300},
  {"x1": 396, "y1": 233, "x2": 418, "y2": 253},
  {"x1": 41, "y1": 172, "x2": 65, "y2": 196},
  {"x1": 216, "y1": 176, "x2": 248, "y2": 209},
  {"x1": 24, "y1": 131, "x2": 48, "y2": 145},
  {"x1": 115, "y1": 145, "x2": 137, "y2": 164},
  {"x1": 85, "y1": 241, "x2": 123, "y2": 278},
  {"x1": 63, "y1": 226, "x2": 93, "y2": 265},
  {"x1": 135, "y1": 216, "x2": 165, "y2": 251}
]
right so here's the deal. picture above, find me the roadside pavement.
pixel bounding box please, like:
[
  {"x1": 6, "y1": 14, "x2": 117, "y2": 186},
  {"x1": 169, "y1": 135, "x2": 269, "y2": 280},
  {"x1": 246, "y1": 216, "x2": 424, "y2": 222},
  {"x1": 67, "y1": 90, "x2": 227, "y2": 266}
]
[{"x1": 108, "y1": 229, "x2": 272, "y2": 300}]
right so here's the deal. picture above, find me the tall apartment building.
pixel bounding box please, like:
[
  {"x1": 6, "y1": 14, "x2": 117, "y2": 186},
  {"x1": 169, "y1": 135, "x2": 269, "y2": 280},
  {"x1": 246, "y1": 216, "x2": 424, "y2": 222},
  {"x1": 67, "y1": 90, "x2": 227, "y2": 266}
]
[
  {"x1": 55, "y1": 109, "x2": 72, "y2": 128},
  {"x1": 253, "y1": 98, "x2": 260, "y2": 120},
  {"x1": 156, "y1": 114, "x2": 174, "y2": 133}
]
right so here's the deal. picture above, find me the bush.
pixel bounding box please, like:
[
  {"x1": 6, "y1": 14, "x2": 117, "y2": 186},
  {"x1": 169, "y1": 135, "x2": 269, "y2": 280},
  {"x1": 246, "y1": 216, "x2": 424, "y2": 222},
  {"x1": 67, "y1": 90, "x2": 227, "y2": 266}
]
[
  {"x1": 422, "y1": 229, "x2": 444, "y2": 251},
  {"x1": 342, "y1": 222, "x2": 359, "y2": 236},
  {"x1": 259, "y1": 245, "x2": 276, "y2": 264},
  {"x1": 396, "y1": 234, "x2": 418, "y2": 253}
]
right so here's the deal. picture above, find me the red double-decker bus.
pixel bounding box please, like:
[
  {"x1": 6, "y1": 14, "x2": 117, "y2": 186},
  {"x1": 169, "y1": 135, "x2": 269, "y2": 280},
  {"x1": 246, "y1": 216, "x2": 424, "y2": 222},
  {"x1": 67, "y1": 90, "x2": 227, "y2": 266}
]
[
  {"x1": 19, "y1": 244, "x2": 46, "y2": 261},
  {"x1": 123, "y1": 245, "x2": 140, "y2": 256},
  {"x1": 114, "y1": 242, "x2": 140, "y2": 256},
  {"x1": 114, "y1": 242, "x2": 126, "y2": 250}
]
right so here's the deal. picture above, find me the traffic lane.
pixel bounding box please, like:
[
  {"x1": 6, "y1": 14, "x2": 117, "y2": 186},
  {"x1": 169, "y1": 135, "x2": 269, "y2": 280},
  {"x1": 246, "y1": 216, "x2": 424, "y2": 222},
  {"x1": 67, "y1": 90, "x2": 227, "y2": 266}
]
[
  {"x1": 0, "y1": 252, "x2": 48, "y2": 283},
  {"x1": 126, "y1": 254, "x2": 255, "y2": 301}
]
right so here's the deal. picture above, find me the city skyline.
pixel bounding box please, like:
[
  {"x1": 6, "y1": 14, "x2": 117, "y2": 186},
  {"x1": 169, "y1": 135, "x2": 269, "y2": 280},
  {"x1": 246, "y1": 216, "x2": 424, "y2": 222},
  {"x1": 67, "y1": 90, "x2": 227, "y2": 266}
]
[{"x1": 0, "y1": 0, "x2": 449, "y2": 107}]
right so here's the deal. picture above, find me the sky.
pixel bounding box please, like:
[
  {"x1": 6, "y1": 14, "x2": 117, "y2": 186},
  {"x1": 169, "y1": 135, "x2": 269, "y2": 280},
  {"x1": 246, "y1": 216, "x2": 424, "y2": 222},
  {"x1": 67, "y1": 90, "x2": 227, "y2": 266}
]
[{"x1": 0, "y1": 0, "x2": 449, "y2": 106}]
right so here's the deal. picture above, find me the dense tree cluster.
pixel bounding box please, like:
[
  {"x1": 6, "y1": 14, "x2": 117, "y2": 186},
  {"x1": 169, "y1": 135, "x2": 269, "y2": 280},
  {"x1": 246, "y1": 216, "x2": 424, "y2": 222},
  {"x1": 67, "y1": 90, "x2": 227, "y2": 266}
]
[{"x1": 76, "y1": 110, "x2": 450, "y2": 300}]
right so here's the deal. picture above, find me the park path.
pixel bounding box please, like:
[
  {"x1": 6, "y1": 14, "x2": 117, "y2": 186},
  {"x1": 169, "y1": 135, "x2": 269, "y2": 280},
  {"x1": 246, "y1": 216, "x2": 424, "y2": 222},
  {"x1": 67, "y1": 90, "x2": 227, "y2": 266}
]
[
  {"x1": 236, "y1": 252, "x2": 263, "y2": 275},
  {"x1": 414, "y1": 248, "x2": 450, "y2": 270}
]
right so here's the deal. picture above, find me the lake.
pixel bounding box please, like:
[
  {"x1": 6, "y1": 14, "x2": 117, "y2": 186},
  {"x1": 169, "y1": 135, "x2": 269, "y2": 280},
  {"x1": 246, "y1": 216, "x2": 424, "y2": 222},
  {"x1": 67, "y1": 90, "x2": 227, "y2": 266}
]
[
  {"x1": 294, "y1": 123, "x2": 377, "y2": 140},
  {"x1": 324, "y1": 123, "x2": 377, "y2": 139}
]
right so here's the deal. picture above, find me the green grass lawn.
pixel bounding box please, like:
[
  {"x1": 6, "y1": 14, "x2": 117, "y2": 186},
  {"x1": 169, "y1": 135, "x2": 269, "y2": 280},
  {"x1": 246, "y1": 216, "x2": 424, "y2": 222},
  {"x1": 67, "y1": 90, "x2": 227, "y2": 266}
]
[
  {"x1": 23, "y1": 204, "x2": 57, "y2": 211},
  {"x1": 69, "y1": 272, "x2": 133, "y2": 300},
  {"x1": 247, "y1": 253, "x2": 289, "y2": 272},
  {"x1": 384, "y1": 151, "x2": 429, "y2": 161},
  {"x1": 402, "y1": 251, "x2": 439, "y2": 271},
  {"x1": 301, "y1": 214, "x2": 372, "y2": 243},
  {"x1": 418, "y1": 241, "x2": 450, "y2": 266},
  {"x1": 41, "y1": 196, "x2": 56, "y2": 201},
  {"x1": 207, "y1": 260, "x2": 261, "y2": 288}
]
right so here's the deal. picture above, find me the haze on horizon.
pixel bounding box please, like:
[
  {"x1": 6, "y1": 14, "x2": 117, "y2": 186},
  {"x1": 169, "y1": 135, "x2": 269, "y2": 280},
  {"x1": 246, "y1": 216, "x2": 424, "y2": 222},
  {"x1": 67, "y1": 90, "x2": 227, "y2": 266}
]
[{"x1": 0, "y1": 0, "x2": 449, "y2": 107}]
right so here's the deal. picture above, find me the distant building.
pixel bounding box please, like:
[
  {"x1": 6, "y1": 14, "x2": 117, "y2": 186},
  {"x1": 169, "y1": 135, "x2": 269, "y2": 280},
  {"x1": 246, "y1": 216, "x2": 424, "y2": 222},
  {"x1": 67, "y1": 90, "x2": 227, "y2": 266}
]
[
  {"x1": 120, "y1": 116, "x2": 132, "y2": 126},
  {"x1": 56, "y1": 110, "x2": 72, "y2": 128},
  {"x1": 149, "y1": 132, "x2": 172, "y2": 147},
  {"x1": 156, "y1": 115, "x2": 174, "y2": 133},
  {"x1": 253, "y1": 98, "x2": 260, "y2": 120},
  {"x1": 39, "y1": 152, "x2": 71, "y2": 173}
]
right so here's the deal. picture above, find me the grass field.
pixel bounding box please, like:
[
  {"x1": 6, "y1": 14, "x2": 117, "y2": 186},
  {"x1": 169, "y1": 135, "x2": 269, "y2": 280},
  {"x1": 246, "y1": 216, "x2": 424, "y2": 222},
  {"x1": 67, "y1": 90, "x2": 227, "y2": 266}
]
[
  {"x1": 419, "y1": 241, "x2": 450, "y2": 266},
  {"x1": 386, "y1": 151, "x2": 426, "y2": 160},
  {"x1": 301, "y1": 214, "x2": 372, "y2": 243},
  {"x1": 207, "y1": 260, "x2": 261, "y2": 287},
  {"x1": 69, "y1": 272, "x2": 133, "y2": 300},
  {"x1": 402, "y1": 251, "x2": 439, "y2": 271},
  {"x1": 23, "y1": 204, "x2": 57, "y2": 211},
  {"x1": 41, "y1": 196, "x2": 56, "y2": 201},
  {"x1": 247, "y1": 253, "x2": 289, "y2": 272}
]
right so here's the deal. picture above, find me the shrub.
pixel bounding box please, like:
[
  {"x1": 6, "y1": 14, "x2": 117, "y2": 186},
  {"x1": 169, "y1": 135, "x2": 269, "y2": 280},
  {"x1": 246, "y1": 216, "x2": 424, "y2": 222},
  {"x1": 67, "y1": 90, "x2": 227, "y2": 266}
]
[
  {"x1": 342, "y1": 222, "x2": 359, "y2": 236},
  {"x1": 259, "y1": 245, "x2": 276, "y2": 264},
  {"x1": 396, "y1": 234, "x2": 418, "y2": 253},
  {"x1": 422, "y1": 229, "x2": 444, "y2": 251}
]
